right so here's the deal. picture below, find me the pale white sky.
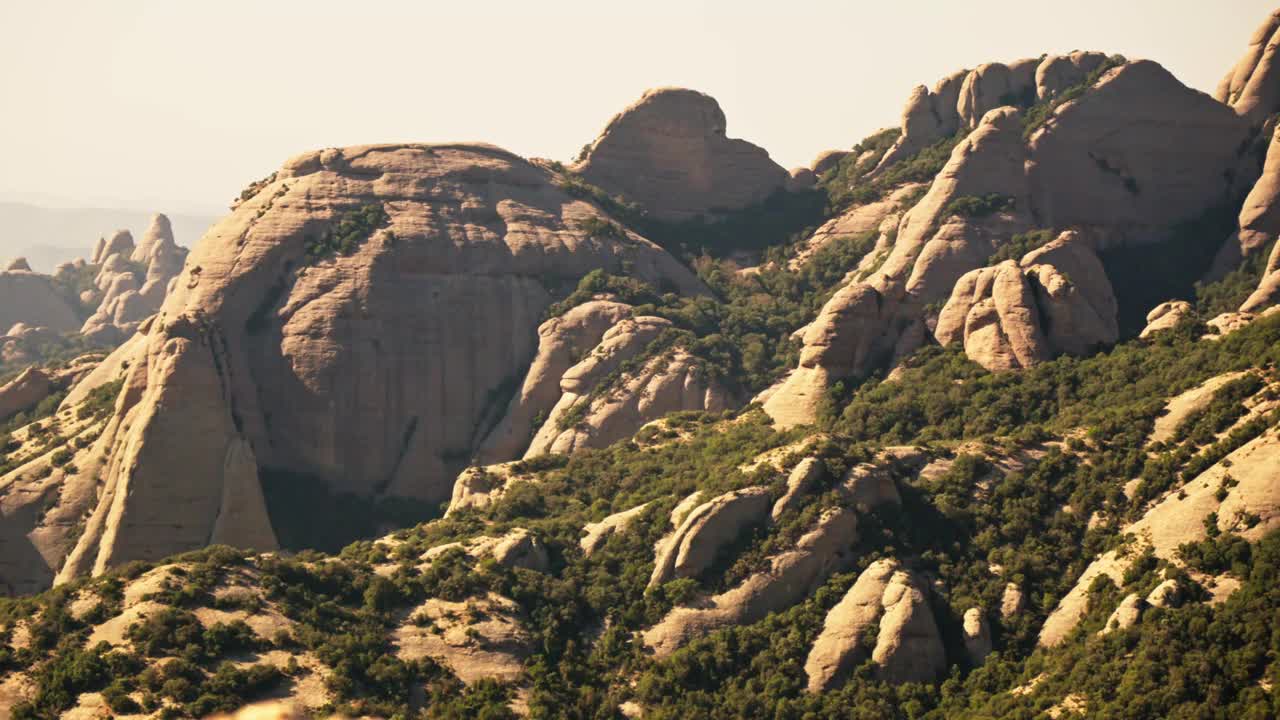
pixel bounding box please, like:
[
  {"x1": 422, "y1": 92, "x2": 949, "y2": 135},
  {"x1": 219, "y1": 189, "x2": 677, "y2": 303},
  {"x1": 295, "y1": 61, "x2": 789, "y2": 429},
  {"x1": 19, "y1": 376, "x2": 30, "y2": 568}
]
[{"x1": 0, "y1": 1, "x2": 1271, "y2": 214}]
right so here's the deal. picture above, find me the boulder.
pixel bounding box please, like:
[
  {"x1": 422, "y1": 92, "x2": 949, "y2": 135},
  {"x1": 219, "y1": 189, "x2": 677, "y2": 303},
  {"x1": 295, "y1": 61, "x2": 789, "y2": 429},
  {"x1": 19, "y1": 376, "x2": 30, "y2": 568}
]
[
  {"x1": 1140, "y1": 301, "x2": 1193, "y2": 338},
  {"x1": 1000, "y1": 582, "x2": 1025, "y2": 620},
  {"x1": 1216, "y1": 9, "x2": 1280, "y2": 122},
  {"x1": 5, "y1": 258, "x2": 31, "y2": 272},
  {"x1": 962, "y1": 607, "x2": 993, "y2": 664},
  {"x1": 650, "y1": 487, "x2": 771, "y2": 587},
  {"x1": 574, "y1": 88, "x2": 789, "y2": 221},
  {"x1": 1145, "y1": 578, "x2": 1182, "y2": 609},
  {"x1": 490, "y1": 528, "x2": 549, "y2": 572},
  {"x1": 0, "y1": 368, "x2": 53, "y2": 422},
  {"x1": 804, "y1": 559, "x2": 946, "y2": 690},
  {"x1": 1099, "y1": 593, "x2": 1144, "y2": 635},
  {"x1": 771, "y1": 457, "x2": 827, "y2": 521},
  {"x1": 838, "y1": 460, "x2": 902, "y2": 508},
  {"x1": 644, "y1": 506, "x2": 859, "y2": 657}
]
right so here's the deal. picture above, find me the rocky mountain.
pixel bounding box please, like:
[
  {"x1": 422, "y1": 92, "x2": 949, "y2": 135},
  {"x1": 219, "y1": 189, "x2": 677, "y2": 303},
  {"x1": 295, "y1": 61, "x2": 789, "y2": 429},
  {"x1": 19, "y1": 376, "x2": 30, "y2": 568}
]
[{"x1": 3, "y1": 7, "x2": 1280, "y2": 720}]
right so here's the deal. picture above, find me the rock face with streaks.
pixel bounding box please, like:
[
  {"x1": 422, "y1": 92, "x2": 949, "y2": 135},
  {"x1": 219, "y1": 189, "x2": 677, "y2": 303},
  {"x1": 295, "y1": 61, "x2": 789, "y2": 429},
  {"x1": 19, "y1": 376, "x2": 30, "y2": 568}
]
[
  {"x1": 574, "y1": 88, "x2": 790, "y2": 221},
  {"x1": 804, "y1": 559, "x2": 946, "y2": 691},
  {"x1": 0, "y1": 142, "x2": 705, "y2": 592}
]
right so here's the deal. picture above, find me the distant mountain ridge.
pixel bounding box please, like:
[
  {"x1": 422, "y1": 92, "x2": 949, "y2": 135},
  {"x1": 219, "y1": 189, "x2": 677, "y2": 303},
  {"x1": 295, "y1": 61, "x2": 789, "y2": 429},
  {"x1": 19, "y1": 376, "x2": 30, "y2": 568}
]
[{"x1": 0, "y1": 201, "x2": 216, "y2": 272}]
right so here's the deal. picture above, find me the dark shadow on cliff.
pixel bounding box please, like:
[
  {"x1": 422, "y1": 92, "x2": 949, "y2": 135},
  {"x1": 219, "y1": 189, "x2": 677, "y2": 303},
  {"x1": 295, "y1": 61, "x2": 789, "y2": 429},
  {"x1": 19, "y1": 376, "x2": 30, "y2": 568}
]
[{"x1": 259, "y1": 467, "x2": 441, "y2": 553}]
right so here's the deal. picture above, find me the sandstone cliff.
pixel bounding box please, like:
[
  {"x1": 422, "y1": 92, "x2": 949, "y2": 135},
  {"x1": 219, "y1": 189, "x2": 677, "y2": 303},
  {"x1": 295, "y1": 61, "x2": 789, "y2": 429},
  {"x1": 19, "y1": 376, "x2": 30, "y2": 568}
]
[{"x1": 3, "y1": 142, "x2": 702, "y2": 590}]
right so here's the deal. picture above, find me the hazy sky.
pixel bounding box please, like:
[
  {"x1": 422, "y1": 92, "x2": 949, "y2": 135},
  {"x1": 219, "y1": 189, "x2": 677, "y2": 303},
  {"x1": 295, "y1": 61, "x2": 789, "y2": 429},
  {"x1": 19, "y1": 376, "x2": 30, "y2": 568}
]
[{"x1": 0, "y1": 1, "x2": 1272, "y2": 215}]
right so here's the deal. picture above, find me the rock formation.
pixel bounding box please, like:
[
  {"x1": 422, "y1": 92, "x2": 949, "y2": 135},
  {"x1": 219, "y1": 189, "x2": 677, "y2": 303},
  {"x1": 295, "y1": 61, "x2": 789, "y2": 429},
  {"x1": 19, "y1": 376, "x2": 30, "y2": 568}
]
[
  {"x1": 574, "y1": 88, "x2": 790, "y2": 221},
  {"x1": 935, "y1": 231, "x2": 1118, "y2": 371},
  {"x1": 0, "y1": 262, "x2": 81, "y2": 333},
  {"x1": 0, "y1": 368, "x2": 52, "y2": 422},
  {"x1": 1242, "y1": 242, "x2": 1280, "y2": 313},
  {"x1": 962, "y1": 607, "x2": 993, "y2": 664},
  {"x1": 1041, "y1": 421, "x2": 1280, "y2": 646},
  {"x1": 581, "y1": 502, "x2": 652, "y2": 556},
  {"x1": 771, "y1": 457, "x2": 827, "y2": 520},
  {"x1": 81, "y1": 214, "x2": 188, "y2": 344},
  {"x1": 643, "y1": 506, "x2": 858, "y2": 657},
  {"x1": 768, "y1": 59, "x2": 1247, "y2": 420},
  {"x1": 1, "y1": 142, "x2": 703, "y2": 591},
  {"x1": 803, "y1": 559, "x2": 946, "y2": 691},
  {"x1": 1216, "y1": 9, "x2": 1280, "y2": 123},
  {"x1": 649, "y1": 487, "x2": 771, "y2": 588},
  {"x1": 1140, "y1": 300, "x2": 1193, "y2": 338},
  {"x1": 524, "y1": 317, "x2": 732, "y2": 456},
  {"x1": 1036, "y1": 52, "x2": 1109, "y2": 101}
]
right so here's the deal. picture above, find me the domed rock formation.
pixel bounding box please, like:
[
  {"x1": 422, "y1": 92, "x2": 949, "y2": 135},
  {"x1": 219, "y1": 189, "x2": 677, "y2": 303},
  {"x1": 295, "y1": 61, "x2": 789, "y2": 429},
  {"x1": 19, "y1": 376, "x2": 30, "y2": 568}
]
[
  {"x1": 957, "y1": 59, "x2": 1039, "y2": 130},
  {"x1": 2, "y1": 142, "x2": 703, "y2": 590},
  {"x1": 0, "y1": 262, "x2": 81, "y2": 333},
  {"x1": 5, "y1": 257, "x2": 31, "y2": 272},
  {"x1": 803, "y1": 559, "x2": 946, "y2": 691},
  {"x1": 1216, "y1": 9, "x2": 1280, "y2": 123},
  {"x1": 574, "y1": 88, "x2": 790, "y2": 221},
  {"x1": 767, "y1": 59, "x2": 1247, "y2": 421}
]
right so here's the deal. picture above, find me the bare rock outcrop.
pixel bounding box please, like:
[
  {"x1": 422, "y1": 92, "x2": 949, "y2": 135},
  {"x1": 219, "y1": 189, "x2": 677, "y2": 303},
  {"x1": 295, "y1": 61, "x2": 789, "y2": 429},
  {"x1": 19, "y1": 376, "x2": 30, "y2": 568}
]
[
  {"x1": 5, "y1": 258, "x2": 31, "y2": 272},
  {"x1": 477, "y1": 300, "x2": 633, "y2": 462},
  {"x1": 526, "y1": 319, "x2": 732, "y2": 456},
  {"x1": 935, "y1": 260, "x2": 1049, "y2": 371},
  {"x1": 3, "y1": 142, "x2": 703, "y2": 591},
  {"x1": 1041, "y1": 423, "x2": 1280, "y2": 646},
  {"x1": 0, "y1": 368, "x2": 52, "y2": 422},
  {"x1": 872, "y1": 70, "x2": 967, "y2": 173},
  {"x1": 957, "y1": 59, "x2": 1039, "y2": 131},
  {"x1": 649, "y1": 487, "x2": 771, "y2": 587},
  {"x1": 1001, "y1": 582, "x2": 1025, "y2": 619},
  {"x1": 804, "y1": 559, "x2": 946, "y2": 691},
  {"x1": 812, "y1": 150, "x2": 850, "y2": 177},
  {"x1": 394, "y1": 592, "x2": 533, "y2": 684},
  {"x1": 1216, "y1": 9, "x2": 1280, "y2": 123},
  {"x1": 1099, "y1": 593, "x2": 1144, "y2": 635},
  {"x1": 963, "y1": 608, "x2": 993, "y2": 664},
  {"x1": 1140, "y1": 301, "x2": 1193, "y2": 338},
  {"x1": 0, "y1": 264, "x2": 81, "y2": 333},
  {"x1": 1212, "y1": 122, "x2": 1280, "y2": 280},
  {"x1": 1241, "y1": 239, "x2": 1280, "y2": 314},
  {"x1": 574, "y1": 88, "x2": 789, "y2": 221},
  {"x1": 771, "y1": 457, "x2": 827, "y2": 521},
  {"x1": 643, "y1": 506, "x2": 859, "y2": 657},
  {"x1": 1036, "y1": 52, "x2": 1110, "y2": 100}
]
